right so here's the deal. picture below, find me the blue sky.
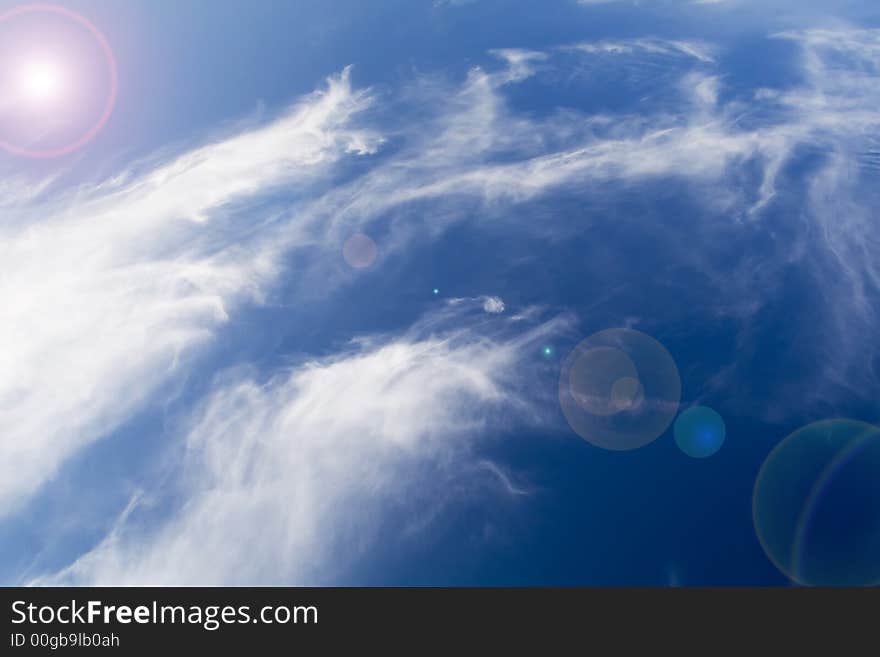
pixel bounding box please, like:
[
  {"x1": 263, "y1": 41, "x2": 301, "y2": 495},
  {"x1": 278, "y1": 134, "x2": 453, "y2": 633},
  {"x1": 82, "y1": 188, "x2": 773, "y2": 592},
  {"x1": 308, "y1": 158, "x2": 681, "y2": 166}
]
[{"x1": 1, "y1": 0, "x2": 879, "y2": 585}]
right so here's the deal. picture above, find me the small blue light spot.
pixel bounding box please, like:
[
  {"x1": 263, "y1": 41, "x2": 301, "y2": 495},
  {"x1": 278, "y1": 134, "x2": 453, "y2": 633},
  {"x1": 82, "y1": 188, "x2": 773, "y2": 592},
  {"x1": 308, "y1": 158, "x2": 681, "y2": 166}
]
[{"x1": 674, "y1": 406, "x2": 726, "y2": 458}]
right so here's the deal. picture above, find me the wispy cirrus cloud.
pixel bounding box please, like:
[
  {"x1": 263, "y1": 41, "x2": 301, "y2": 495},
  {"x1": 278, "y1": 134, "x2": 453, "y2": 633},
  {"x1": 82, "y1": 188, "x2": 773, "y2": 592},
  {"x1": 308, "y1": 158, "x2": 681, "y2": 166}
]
[
  {"x1": 576, "y1": 0, "x2": 730, "y2": 6},
  {"x1": 750, "y1": 29, "x2": 880, "y2": 410},
  {"x1": 566, "y1": 37, "x2": 717, "y2": 63},
  {"x1": 0, "y1": 69, "x2": 379, "y2": 517},
  {"x1": 36, "y1": 302, "x2": 567, "y2": 585}
]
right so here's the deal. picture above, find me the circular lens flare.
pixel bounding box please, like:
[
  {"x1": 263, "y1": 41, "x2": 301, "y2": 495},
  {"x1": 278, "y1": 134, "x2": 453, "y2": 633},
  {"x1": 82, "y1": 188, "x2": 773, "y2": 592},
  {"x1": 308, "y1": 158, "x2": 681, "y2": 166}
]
[
  {"x1": 559, "y1": 328, "x2": 681, "y2": 451},
  {"x1": 610, "y1": 376, "x2": 644, "y2": 411},
  {"x1": 0, "y1": 4, "x2": 118, "y2": 158},
  {"x1": 753, "y1": 419, "x2": 880, "y2": 586},
  {"x1": 343, "y1": 233, "x2": 378, "y2": 269},
  {"x1": 674, "y1": 406, "x2": 725, "y2": 458}
]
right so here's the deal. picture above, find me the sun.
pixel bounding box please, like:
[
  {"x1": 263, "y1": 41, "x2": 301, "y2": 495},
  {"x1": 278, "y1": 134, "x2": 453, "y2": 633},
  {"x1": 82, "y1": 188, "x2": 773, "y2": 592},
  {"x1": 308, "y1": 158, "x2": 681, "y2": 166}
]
[
  {"x1": 0, "y1": 4, "x2": 118, "y2": 158},
  {"x1": 17, "y1": 58, "x2": 65, "y2": 105}
]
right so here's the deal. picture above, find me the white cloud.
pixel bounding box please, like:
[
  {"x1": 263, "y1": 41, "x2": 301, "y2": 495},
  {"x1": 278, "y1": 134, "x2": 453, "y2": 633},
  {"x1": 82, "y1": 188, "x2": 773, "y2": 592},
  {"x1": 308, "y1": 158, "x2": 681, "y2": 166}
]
[
  {"x1": 577, "y1": 0, "x2": 730, "y2": 9},
  {"x1": 567, "y1": 37, "x2": 716, "y2": 63},
  {"x1": 0, "y1": 69, "x2": 380, "y2": 517},
  {"x1": 489, "y1": 48, "x2": 549, "y2": 83},
  {"x1": 483, "y1": 296, "x2": 506, "y2": 314},
  {"x1": 297, "y1": 41, "x2": 789, "y2": 253},
  {"x1": 772, "y1": 30, "x2": 880, "y2": 397},
  {"x1": 0, "y1": 174, "x2": 57, "y2": 210},
  {"x1": 36, "y1": 304, "x2": 566, "y2": 585}
]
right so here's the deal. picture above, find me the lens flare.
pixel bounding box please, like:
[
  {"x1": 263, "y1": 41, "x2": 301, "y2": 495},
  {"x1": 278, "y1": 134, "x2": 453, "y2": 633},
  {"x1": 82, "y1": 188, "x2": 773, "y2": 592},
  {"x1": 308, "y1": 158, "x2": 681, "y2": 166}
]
[
  {"x1": 753, "y1": 419, "x2": 880, "y2": 586},
  {"x1": 674, "y1": 406, "x2": 725, "y2": 458},
  {"x1": 343, "y1": 233, "x2": 378, "y2": 269},
  {"x1": 559, "y1": 328, "x2": 681, "y2": 451},
  {"x1": 0, "y1": 4, "x2": 118, "y2": 158}
]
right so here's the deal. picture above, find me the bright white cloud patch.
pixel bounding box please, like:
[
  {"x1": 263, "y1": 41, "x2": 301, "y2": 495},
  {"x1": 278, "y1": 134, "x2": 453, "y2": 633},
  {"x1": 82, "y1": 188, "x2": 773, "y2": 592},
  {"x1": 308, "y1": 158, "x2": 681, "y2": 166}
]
[
  {"x1": 0, "y1": 69, "x2": 378, "y2": 517},
  {"x1": 483, "y1": 296, "x2": 506, "y2": 314},
  {"x1": 37, "y1": 305, "x2": 565, "y2": 585}
]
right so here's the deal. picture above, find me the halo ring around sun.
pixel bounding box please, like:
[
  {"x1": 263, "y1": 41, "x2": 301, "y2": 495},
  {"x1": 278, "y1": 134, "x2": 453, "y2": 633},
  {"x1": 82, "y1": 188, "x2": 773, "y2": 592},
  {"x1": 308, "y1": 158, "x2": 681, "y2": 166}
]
[{"x1": 0, "y1": 4, "x2": 118, "y2": 158}]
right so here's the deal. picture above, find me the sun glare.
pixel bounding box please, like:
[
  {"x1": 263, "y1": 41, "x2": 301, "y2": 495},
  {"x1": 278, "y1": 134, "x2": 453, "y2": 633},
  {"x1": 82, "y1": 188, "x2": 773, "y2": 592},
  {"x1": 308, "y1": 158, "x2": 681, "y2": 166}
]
[
  {"x1": 17, "y1": 59, "x2": 65, "y2": 105},
  {"x1": 0, "y1": 4, "x2": 118, "y2": 157}
]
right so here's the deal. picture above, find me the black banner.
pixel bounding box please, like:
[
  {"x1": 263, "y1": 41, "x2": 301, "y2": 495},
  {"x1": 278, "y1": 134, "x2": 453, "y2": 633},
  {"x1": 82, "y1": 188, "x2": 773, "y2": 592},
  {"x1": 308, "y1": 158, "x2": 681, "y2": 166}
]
[{"x1": 1, "y1": 587, "x2": 876, "y2": 653}]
